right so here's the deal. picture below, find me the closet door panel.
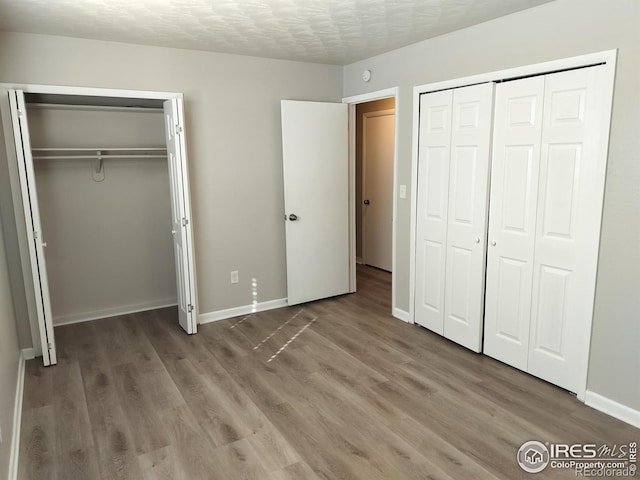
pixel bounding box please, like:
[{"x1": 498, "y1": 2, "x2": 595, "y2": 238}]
[
  {"x1": 8, "y1": 90, "x2": 57, "y2": 365},
  {"x1": 164, "y1": 98, "x2": 197, "y2": 335},
  {"x1": 484, "y1": 77, "x2": 545, "y2": 370},
  {"x1": 443, "y1": 83, "x2": 494, "y2": 352},
  {"x1": 528, "y1": 66, "x2": 604, "y2": 392},
  {"x1": 414, "y1": 90, "x2": 452, "y2": 334}
]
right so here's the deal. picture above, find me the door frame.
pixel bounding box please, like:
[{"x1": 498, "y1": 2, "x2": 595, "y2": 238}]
[
  {"x1": 342, "y1": 88, "x2": 401, "y2": 318},
  {"x1": 409, "y1": 49, "x2": 617, "y2": 401},
  {"x1": 0, "y1": 82, "x2": 195, "y2": 360},
  {"x1": 361, "y1": 108, "x2": 395, "y2": 270}
]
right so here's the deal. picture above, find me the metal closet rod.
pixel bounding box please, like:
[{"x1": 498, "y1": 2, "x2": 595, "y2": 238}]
[
  {"x1": 31, "y1": 147, "x2": 167, "y2": 152},
  {"x1": 32, "y1": 154, "x2": 167, "y2": 160},
  {"x1": 31, "y1": 147, "x2": 167, "y2": 160}
]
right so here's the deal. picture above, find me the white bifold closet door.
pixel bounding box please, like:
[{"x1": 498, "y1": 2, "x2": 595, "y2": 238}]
[
  {"x1": 415, "y1": 82, "x2": 493, "y2": 352},
  {"x1": 164, "y1": 98, "x2": 198, "y2": 335},
  {"x1": 7, "y1": 89, "x2": 57, "y2": 365},
  {"x1": 414, "y1": 89, "x2": 452, "y2": 333},
  {"x1": 483, "y1": 76, "x2": 545, "y2": 370},
  {"x1": 484, "y1": 65, "x2": 608, "y2": 393}
]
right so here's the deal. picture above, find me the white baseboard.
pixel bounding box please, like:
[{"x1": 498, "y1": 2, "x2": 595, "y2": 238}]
[
  {"x1": 54, "y1": 298, "x2": 178, "y2": 326},
  {"x1": 393, "y1": 307, "x2": 411, "y2": 323},
  {"x1": 585, "y1": 390, "x2": 640, "y2": 428},
  {"x1": 356, "y1": 257, "x2": 364, "y2": 265},
  {"x1": 9, "y1": 351, "x2": 26, "y2": 480},
  {"x1": 199, "y1": 298, "x2": 288, "y2": 324},
  {"x1": 21, "y1": 348, "x2": 36, "y2": 360}
]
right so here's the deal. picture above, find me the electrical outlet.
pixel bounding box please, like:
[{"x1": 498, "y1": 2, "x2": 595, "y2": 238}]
[
  {"x1": 399, "y1": 184, "x2": 407, "y2": 199},
  {"x1": 230, "y1": 270, "x2": 239, "y2": 284}
]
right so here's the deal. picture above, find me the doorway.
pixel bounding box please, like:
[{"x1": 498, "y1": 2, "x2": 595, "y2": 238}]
[
  {"x1": 280, "y1": 90, "x2": 400, "y2": 318},
  {"x1": 356, "y1": 98, "x2": 395, "y2": 272},
  {"x1": 343, "y1": 88, "x2": 399, "y2": 318}
]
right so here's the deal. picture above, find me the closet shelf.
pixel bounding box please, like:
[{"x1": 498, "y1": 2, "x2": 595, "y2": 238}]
[{"x1": 31, "y1": 147, "x2": 167, "y2": 160}]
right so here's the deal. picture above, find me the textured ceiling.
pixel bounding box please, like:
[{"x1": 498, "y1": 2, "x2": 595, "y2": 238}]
[{"x1": 0, "y1": 0, "x2": 553, "y2": 65}]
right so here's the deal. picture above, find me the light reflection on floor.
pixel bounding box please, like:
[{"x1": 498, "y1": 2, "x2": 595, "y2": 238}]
[
  {"x1": 229, "y1": 313, "x2": 252, "y2": 329},
  {"x1": 252, "y1": 308, "x2": 304, "y2": 351},
  {"x1": 226, "y1": 304, "x2": 317, "y2": 363},
  {"x1": 267, "y1": 316, "x2": 317, "y2": 363}
]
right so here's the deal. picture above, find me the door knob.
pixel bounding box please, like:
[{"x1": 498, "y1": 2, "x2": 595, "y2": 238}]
[
  {"x1": 288, "y1": 214, "x2": 298, "y2": 221},
  {"x1": 42, "y1": 242, "x2": 47, "y2": 248},
  {"x1": 363, "y1": 199, "x2": 370, "y2": 205},
  {"x1": 474, "y1": 237, "x2": 480, "y2": 244},
  {"x1": 491, "y1": 240, "x2": 497, "y2": 246}
]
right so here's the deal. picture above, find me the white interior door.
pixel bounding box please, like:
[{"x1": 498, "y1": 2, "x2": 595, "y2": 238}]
[
  {"x1": 527, "y1": 66, "x2": 606, "y2": 392},
  {"x1": 362, "y1": 110, "x2": 395, "y2": 272},
  {"x1": 281, "y1": 100, "x2": 349, "y2": 306},
  {"x1": 414, "y1": 90, "x2": 453, "y2": 334},
  {"x1": 442, "y1": 83, "x2": 493, "y2": 352},
  {"x1": 163, "y1": 98, "x2": 197, "y2": 334},
  {"x1": 8, "y1": 90, "x2": 57, "y2": 365},
  {"x1": 483, "y1": 76, "x2": 545, "y2": 370}
]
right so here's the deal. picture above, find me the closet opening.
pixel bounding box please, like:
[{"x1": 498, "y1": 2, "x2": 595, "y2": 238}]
[
  {"x1": 27, "y1": 95, "x2": 175, "y2": 327},
  {"x1": 2, "y1": 87, "x2": 197, "y2": 366}
]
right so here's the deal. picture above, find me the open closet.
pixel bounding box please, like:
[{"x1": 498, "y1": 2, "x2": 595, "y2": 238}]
[
  {"x1": 2, "y1": 88, "x2": 197, "y2": 367},
  {"x1": 413, "y1": 52, "x2": 616, "y2": 398}
]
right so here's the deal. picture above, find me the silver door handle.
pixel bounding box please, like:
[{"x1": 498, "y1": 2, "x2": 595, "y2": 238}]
[
  {"x1": 490, "y1": 240, "x2": 497, "y2": 246},
  {"x1": 42, "y1": 242, "x2": 47, "y2": 248},
  {"x1": 474, "y1": 237, "x2": 480, "y2": 243},
  {"x1": 289, "y1": 214, "x2": 298, "y2": 221}
]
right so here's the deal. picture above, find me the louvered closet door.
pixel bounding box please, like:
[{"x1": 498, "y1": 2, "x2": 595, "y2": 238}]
[
  {"x1": 527, "y1": 66, "x2": 606, "y2": 392},
  {"x1": 443, "y1": 83, "x2": 494, "y2": 352},
  {"x1": 414, "y1": 90, "x2": 453, "y2": 334},
  {"x1": 483, "y1": 77, "x2": 545, "y2": 370}
]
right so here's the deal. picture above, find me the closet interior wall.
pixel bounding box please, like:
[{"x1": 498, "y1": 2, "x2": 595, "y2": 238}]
[{"x1": 26, "y1": 102, "x2": 177, "y2": 325}]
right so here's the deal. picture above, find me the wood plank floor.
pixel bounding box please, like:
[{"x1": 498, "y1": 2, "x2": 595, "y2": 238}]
[{"x1": 19, "y1": 266, "x2": 637, "y2": 479}]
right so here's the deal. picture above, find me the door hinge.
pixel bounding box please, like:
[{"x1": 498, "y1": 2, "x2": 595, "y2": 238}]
[
  {"x1": 33, "y1": 230, "x2": 38, "y2": 240},
  {"x1": 175, "y1": 124, "x2": 183, "y2": 135},
  {"x1": 47, "y1": 342, "x2": 52, "y2": 350},
  {"x1": 18, "y1": 109, "x2": 24, "y2": 118},
  {"x1": 187, "y1": 304, "x2": 194, "y2": 313},
  {"x1": 182, "y1": 217, "x2": 189, "y2": 227}
]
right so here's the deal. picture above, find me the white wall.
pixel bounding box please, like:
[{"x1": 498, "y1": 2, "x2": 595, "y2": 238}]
[
  {"x1": 344, "y1": 0, "x2": 640, "y2": 411},
  {"x1": 0, "y1": 207, "x2": 22, "y2": 479},
  {"x1": 0, "y1": 32, "x2": 343, "y2": 321},
  {"x1": 28, "y1": 105, "x2": 176, "y2": 324}
]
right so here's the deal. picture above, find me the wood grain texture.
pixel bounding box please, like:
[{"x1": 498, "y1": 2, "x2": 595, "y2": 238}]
[
  {"x1": 19, "y1": 266, "x2": 639, "y2": 479},
  {"x1": 137, "y1": 446, "x2": 182, "y2": 480}
]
